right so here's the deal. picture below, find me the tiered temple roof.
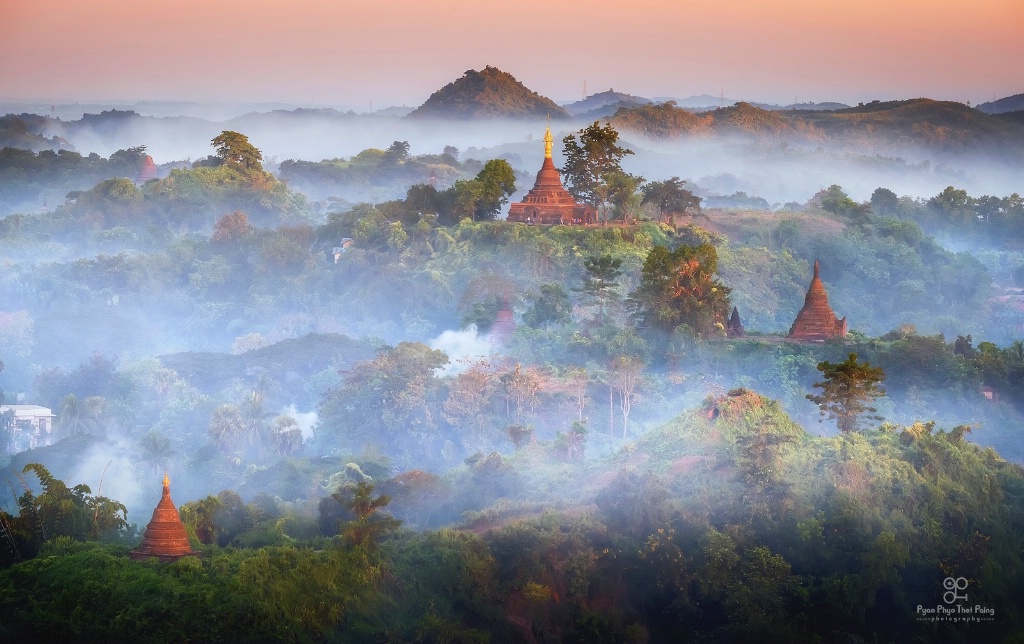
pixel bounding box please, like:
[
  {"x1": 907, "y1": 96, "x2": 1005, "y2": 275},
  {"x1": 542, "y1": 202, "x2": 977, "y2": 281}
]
[
  {"x1": 137, "y1": 155, "x2": 158, "y2": 183},
  {"x1": 129, "y1": 474, "x2": 200, "y2": 562},
  {"x1": 507, "y1": 128, "x2": 596, "y2": 225},
  {"x1": 788, "y1": 260, "x2": 847, "y2": 342},
  {"x1": 726, "y1": 307, "x2": 745, "y2": 338}
]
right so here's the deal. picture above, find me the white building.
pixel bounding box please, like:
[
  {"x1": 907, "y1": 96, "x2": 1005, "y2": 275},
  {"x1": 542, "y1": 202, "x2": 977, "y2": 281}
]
[{"x1": 1, "y1": 405, "x2": 56, "y2": 453}]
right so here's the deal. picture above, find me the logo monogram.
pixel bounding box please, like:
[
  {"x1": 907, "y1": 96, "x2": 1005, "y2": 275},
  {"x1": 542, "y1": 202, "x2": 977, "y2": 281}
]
[{"x1": 942, "y1": 577, "x2": 968, "y2": 604}]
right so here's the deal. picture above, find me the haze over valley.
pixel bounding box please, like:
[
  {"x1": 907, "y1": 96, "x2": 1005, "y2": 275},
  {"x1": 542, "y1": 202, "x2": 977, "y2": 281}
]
[{"x1": 2, "y1": 1, "x2": 1024, "y2": 641}]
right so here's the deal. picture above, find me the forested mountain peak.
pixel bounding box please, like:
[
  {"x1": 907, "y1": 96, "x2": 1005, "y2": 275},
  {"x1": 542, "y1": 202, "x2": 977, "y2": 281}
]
[
  {"x1": 977, "y1": 91, "x2": 1024, "y2": 114},
  {"x1": 407, "y1": 66, "x2": 569, "y2": 120},
  {"x1": 609, "y1": 101, "x2": 710, "y2": 137},
  {"x1": 562, "y1": 89, "x2": 650, "y2": 116},
  {"x1": 708, "y1": 101, "x2": 796, "y2": 134}
]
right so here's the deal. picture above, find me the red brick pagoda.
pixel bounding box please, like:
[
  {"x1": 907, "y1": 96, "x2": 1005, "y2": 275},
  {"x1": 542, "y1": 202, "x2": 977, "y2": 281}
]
[
  {"x1": 137, "y1": 155, "x2": 158, "y2": 183},
  {"x1": 489, "y1": 295, "x2": 516, "y2": 343},
  {"x1": 507, "y1": 128, "x2": 596, "y2": 225},
  {"x1": 130, "y1": 473, "x2": 200, "y2": 562},
  {"x1": 788, "y1": 260, "x2": 847, "y2": 342}
]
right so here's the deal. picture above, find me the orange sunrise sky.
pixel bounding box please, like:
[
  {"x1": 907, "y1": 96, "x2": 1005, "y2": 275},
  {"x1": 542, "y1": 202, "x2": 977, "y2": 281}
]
[{"x1": 2, "y1": 0, "x2": 1021, "y2": 107}]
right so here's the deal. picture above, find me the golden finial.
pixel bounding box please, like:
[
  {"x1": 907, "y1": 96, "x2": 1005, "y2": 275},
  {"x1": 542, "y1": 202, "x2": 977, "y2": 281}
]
[
  {"x1": 163, "y1": 471, "x2": 170, "y2": 488},
  {"x1": 544, "y1": 126, "x2": 553, "y2": 159}
]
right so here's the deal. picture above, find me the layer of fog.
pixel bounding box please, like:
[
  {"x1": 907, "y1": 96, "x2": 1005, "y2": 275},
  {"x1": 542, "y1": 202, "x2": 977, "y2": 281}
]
[
  {"x1": 0, "y1": 101, "x2": 359, "y2": 125},
  {"x1": 430, "y1": 327, "x2": 494, "y2": 376},
  {"x1": 3, "y1": 107, "x2": 1024, "y2": 523},
  {"x1": 619, "y1": 138, "x2": 1024, "y2": 205},
  {"x1": 34, "y1": 110, "x2": 1022, "y2": 207}
]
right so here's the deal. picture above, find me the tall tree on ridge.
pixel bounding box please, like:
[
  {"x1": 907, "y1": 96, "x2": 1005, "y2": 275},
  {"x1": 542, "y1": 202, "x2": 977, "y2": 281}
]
[
  {"x1": 807, "y1": 353, "x2": 886, "y2": 433},
  {"x1": 561, "y1": 121, "x2": 635, "y2": 222}
]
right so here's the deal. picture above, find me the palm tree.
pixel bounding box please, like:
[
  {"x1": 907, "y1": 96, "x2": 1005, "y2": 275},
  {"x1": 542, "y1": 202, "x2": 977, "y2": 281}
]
[
  {"x1": 209, "y1": 404, "x2": 243, "y2": 454},
  {"x1": 137, "y1": 430, "x2": 175, "y2": 476},
  {"x1": 332, "y1": 482, "x2": 401, "y2": 550},
  {"x1": 58, "y1": 394, "x2": 93, "y2": 437},
  {"x1": 271, "y1": 415, "x2": 303, "y2": 456},
  {"x1": 241, "y1": 391, "x2": 273, "y2": 460},
  {"x1": 57, "y1": 395, "x2": 108, "y2": 438},
  {"x1": 1009, "y1": 340, "x2": 1024, "y2": 363}
]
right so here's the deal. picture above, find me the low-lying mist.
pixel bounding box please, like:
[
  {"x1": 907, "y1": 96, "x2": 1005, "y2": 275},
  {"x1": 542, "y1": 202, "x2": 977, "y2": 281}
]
[{"x1": 16, "y1": 108, "x2": 1022, "y2": 207}]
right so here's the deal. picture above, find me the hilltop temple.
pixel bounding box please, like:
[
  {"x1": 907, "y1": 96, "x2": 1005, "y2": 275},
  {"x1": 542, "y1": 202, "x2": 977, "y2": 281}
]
[
  {"x1": 129, "y1": 473, "x2": 200, "y2": 562},
  {"x1": 788, "y1": 260, "x2": 847, "y2": 342},
  {"x1": 507, "y1": 128, "x2": 596, "y2": 225}
]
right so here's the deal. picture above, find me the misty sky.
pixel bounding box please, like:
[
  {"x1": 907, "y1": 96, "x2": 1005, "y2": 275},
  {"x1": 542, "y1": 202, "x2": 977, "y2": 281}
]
[{"x1": 2, "y1": 0, "x2": 1022, "y2": 108}]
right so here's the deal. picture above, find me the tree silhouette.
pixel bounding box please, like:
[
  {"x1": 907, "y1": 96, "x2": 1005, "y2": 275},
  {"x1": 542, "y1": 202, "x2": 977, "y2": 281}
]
[
  {"x1": 332, "y1": 482, "x2": 401, "y2": 550},
  {"x1": 806, "y1": 353, "x2": 886, "y2": 433},
  {"x1": 642, "y1": 177, "x2": 702, "y2": 225},
  {"x1": 628, "y1": 243, "x2": 731, "y2": 337},
  {"x1": 211, "y1": 131, "x2": 263, "y2": 172},
  {"x1": 561, "y1": 121, "x2": 634, "y2": 220},
  {"x1": 577, "y1": 254, "x2": 623, "y2": 324}
]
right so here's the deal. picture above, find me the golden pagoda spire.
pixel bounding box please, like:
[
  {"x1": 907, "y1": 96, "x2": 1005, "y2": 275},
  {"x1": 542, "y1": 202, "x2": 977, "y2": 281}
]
[
  {"x1": 543, "y1": 126, "x2": 553, "y2": 159},
  {"x1": 163, "y1": 471, "x2": 170, "y2": 490}
]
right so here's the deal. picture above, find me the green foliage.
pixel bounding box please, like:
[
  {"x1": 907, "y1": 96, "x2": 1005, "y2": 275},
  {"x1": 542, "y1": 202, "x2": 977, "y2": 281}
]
[
  {"x1": 3, "y1": 390, "x2": 1024, "y2": 641},
  {"x1": 317, "y1": 342, "x2": 449, "y2": 462},
  {"x1": 0, "y1": 463, "x2": 127, "y2": 566},
  {"x1": 385, "y1": 140, "x2": 410, "y2": 162},
  {"x1": 279, "y1": 145, "x2": 471, "y2": 205},
  {"x1": 0, "y1": 543, "x2": 379, "y2": 642},
  {"x1": 331, "y1": 481, "x2": 402, "y2": 550},
  {"x1": 866, "y1": 184, "x2": 1024, "y2": 249},
  {"x1": 471, "y1": 159, "x2": 517, "y2": 221},
  {"x1": 576, "y1": 253, "x2": 623, "y2": 323},
  {"x1": 606, "y1": 171, "x2": 645, "y2": 222},
  {"x1": 561, "y1": 121, "x2": 635, "y2": 216},
  {"x1": 870, "y1": 186, "x2": 900, "y2": 215},
  {"x1": 629, "y1": 242, "x2": 732, "y2": 338},
  {"x1": 807, "y1": 353, "x2": 887, "y2": 433},
  {"x1": 641, "y1": 176, "x2": 702, "y2": 224},
  {"x1": 179, "y1": 494, "x2": 221, "y2": 545},
  {"x1": 211, "y1": 131, "x2": 263, "y2": 172},
  {"x1": 0, "y1": 145, "x2": 151, "y2": 217},
  {"x1": 523, "y1": 283, "x2": 572, "y2": 329},
  {"x1": 818, "y1": 184, "x2": 869, "y2": 223}
]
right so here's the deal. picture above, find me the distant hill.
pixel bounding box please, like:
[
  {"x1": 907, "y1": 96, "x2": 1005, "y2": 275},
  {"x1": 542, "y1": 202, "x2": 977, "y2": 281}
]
[
  {"x1": 407, "y1": 66, "x2": 569, "y2": 120},
  {"x1": 609, "y1": 101, "x2": 710, "y2": 137},
  {"x1": 650, "y1": 96, "x2": 849, "y2": 113},
  {"x1": 773, "y1": 101, "x2": 850, "y2": 111},
  {"x1": 977, "y1": 92, "x2": 1024, "y2": 114},
  {"x1": 0, "y1": 114, "x2": 72, "y2": 152},
  {"x1": 803, "y1": 99, "x2": 1024, "y2": 156},
  {"x1": 609, "y1": 97, "x2": 1024, "y2": 158},
  {"x1": 159, "y1": 333, "x2": 375, "y2": 396},
  {"x1": 709, "y1": 101, "x2": 805, "y2": 136},
  {"x1": 561, "y1": 89, "x2": 650, "y2": 116},
  {"x1": 574, "y1": 101, "x2": 654, "y2": 121},
  {"x1": 995, "y1": 111, "x2": 1024, "y2": 127},
  {"x1": 611, "y1": 101, "x2": 818, "y2": 139},
  {"x1": 656, "y1": 94, "x2": 736, "y2": 109},
  {"x1": 371, "y1": 106, "x2": 414, "y2": 117}
]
